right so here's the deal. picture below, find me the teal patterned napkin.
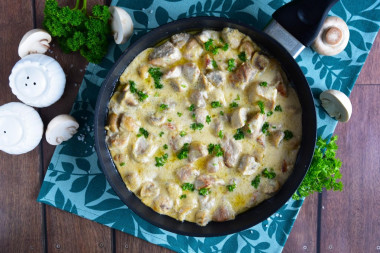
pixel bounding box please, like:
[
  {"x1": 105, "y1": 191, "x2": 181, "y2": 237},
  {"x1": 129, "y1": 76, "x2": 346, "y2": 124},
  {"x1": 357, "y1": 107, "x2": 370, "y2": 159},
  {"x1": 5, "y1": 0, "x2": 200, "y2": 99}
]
[{"x1": 37, "y1": 0, "x2": 380, "y2": 252}]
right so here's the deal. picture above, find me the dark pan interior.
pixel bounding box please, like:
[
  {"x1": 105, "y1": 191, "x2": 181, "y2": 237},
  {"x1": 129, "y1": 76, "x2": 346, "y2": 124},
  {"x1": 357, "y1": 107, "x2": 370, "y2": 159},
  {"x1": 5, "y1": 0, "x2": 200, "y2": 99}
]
[{"x1": 94, "y1": 17, "x2": 316, "y2": 237}]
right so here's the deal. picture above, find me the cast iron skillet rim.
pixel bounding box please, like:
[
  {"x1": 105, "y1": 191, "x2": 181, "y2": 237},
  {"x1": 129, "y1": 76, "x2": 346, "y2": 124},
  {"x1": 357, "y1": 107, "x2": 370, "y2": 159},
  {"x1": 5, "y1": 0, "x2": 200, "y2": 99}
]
[{"x1": 94, "y1": 16, "x2": 316, "y2": 237}]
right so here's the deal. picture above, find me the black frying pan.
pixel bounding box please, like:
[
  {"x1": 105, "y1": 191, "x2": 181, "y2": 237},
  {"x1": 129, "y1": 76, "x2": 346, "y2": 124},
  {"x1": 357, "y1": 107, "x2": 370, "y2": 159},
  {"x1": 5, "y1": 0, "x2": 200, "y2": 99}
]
[{"x1": 94, "y1": 0, "x2": 338, "y2": 236}]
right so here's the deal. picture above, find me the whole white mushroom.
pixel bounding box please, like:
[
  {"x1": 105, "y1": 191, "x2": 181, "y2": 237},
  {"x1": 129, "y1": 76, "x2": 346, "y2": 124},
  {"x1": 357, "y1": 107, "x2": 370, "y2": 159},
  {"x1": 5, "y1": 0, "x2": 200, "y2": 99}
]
[
  {"x1": 320, "y1": 89, "x2": 352, "y2": 122},
  {"x1": 46, "y1": 115, "x2": 79, "y2": 145},
  {"x1": 0, "y1": 102, "x2": 43, "y2": 155},
  {"x1": 109, "y1": 6, "x2": 134, "y2": 44},
  {"x1": 18, "y1": 29, "x2": 52, "y2": 58},
  {"x1": 8, "y1": 54, "x2": 66, "y2": 108}
]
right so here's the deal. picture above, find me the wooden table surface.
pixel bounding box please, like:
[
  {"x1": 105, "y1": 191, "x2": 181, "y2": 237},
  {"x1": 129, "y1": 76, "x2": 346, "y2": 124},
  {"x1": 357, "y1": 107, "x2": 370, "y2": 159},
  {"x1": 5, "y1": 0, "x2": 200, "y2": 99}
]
[{"x1": 1, "y1": 1, "x2": 379, "y2": 252}]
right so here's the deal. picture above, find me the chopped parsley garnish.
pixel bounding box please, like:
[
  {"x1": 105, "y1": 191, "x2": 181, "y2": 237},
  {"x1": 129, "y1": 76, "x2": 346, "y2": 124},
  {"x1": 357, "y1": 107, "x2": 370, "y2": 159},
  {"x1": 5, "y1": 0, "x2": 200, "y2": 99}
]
[
  {"x1": 257, "y1": 100, "x2": 265, "y2": 114},
  {"x1": 227, "y1": 183, "x2": 236, "y2": 192},
  {"x1": 208, "y1": 144, "x2": 224, "y2": 157},
  {"x1": 247, "y1": 129, "x2": 252, "y2": 134},
  {"x1": 119, "y1": 162, "x2": 125, "y2": 166},
  {"x1": 262, "y1": 168, "x2": 276, "y2": 179},
  {"x1": 261, "y1": 122, "x2": 270, "y2": 135},
  {"x1": 206, "y1": 115, "x2": 211, "y2": 124},
  {"x1": 211, "y1": 101, "x2": 222, "y2": 108},
  {"x1": 179, "y1": 131, "x2": 187, "y2": 137},
  {"x1": 192, "y1": 113, "x2": 196, "y2": 119},
  {"x1": 227, "y1": 58, "x2": 236, "y2": 72},
  {"x1": 159, "y1": 131, "x2": 164, "y2": 137},
  {"x1": 284, "y1": 130, "x2": 294, "y2": 140},
  {"x1": 204, "y1": 39, "x2": 214, "y2": 51},
  {"x1": 181, "y1": 84, "x2": 187, "y2": 88},
  {"x1": 229, "y1": 101, "x2": 239, "y2": 108},
  {"x1": 235, "y1": 95, "x2": 240, "y2": 101},
  {"x1": 163, "y1": 144, "x2": 168, "y2": 149},
  {"x1": 212, "y1": 47, "x2": 219, "y2": 55},
  {"x1": 137, "y1": 128, "x2": 149, "y2": 138},
  {"x1": 251, "y1": 175, "x2": 261, "y2": 188},
  {"x1": 155, "y1": 153, "x2": 168, "y2": 167},
  {"x1": 204, "y1": 39, "x2": 228, "y2": 55},
  {"x1": 238, "y1": 51, "x2": 247, "y2": 62},
  {"x1": 274, "y1": 105, "x2": 282, "y2": 112},
  {"x1": 148, "y1": 67, "x2": 163, "y2": 89},
  {"x1": 168, "y1": 119, "x2": 172, "y2": 122},
  {"x1": 267, "y1": 111, "x2": 273, "y2": 116},
  {"x1": 190, "y1": 123, "x2": 204, "y2": 130},
  {"x1": 181, "y1": 183, "x2": 195, "y2": 192},
  {"x1": 222, "y1": 43, "x2": 229, "y2": 51},
  {"x1": 199, "y1": 188, "x2": 211, "y2": 196},
  {"x1": 212, "y1": 60, "x2": 218, "y2": 69},
  {"x1": 177, "y1": 143, "x2": 190, "y2": 160},
  {"x1": 129, "y1": 80, "x2": 148, "y2": 102},
  {"x1": 218, "y1": 130, "x2": 224, "y2": 139},
  {"x1": 189, "y1": 104, "x2": 195, "y2": 111},
  {"x1": 233, "y1": 128, "x2": 245, "y2": 140},
  {"x1": 180, "y1": 194, "x2": 187, "y2": 199},
  {"x1": 219, "y1": 111, "x2": 224, "y2": 116},
  {"x1": 159, "y1": 104, "x2": 168, "y2": 111},
  {"x1": 259, "y1": 81, "x2": 268, "y2": 87},
  {"x1": 177, "y1": 112, "x2": 183, "y2": 117}
]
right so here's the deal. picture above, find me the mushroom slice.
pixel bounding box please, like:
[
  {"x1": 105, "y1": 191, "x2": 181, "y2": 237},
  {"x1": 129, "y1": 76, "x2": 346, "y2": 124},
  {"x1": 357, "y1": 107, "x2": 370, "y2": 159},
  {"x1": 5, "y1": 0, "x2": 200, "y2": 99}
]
[
  {"x1": 46, "y1": 115, "x2": 79, "y2": 145},
  {"x1": 312, "y1": 16, "x2": 349, "y2": 56},
  {"x1": 320, "y1": 89, "x2": 352, "y2": 122},
  {"x1": 18, "y1": 29, "x2": 52, "y2": 58},
  {"x1": 109, "y1": 6, "x2": 134, "y2": 44}
]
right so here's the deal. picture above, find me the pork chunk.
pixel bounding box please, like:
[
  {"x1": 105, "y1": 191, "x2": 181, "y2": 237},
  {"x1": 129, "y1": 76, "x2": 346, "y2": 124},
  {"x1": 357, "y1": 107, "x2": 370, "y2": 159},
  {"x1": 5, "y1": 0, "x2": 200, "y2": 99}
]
[
  {"x1": 123, "y1": 172, "x2": 141, "y2": 191},
  {"x1": 206, "y1": 71, "x2": 225, "y2": 87},
  {"x1": 230, "y1": 63, "x2": 257, "y2": 89},
  {"x1": 132, "y1": 136, "x2": 158, "y2": 163},
  {"x1": 246, "y1": 113, "x2": 266, "y2": 138},
  {"x1": 230, "y1": 107, "x2": 248, "y2": 129},
  {"x1": 198, "y1": 74, "x2": 214, "y2": 92},
  {"x1": 182, "y1": 63, "x2": 200, "y2": 84},
  {"x1": 107, "y1": 133, "x2": 130, "y2": 149},
  {"x1": 203, "y1": 54, "x2": 214, "y2": 70},
  {"x1": 195, "y1": 209, "x2": 211, "y2": 226},
  {"x1": 140, "y1": 181, "x2": 160, "y2": 198},
  {"x1": 221, "y1": 136, "x2": 242, "y2": 168},
  {"x1": 194, "y1": 108, "x2": 208, "y2": 124},
  {"x1": 272, "y1": 68, "x2": 288, "y2": 96},
  {"x1": 251, "y1": 51, "x2": 269, "y2": 72},
  {"x1": 149, "y1": 41, "x2": 181, "y2": 67},
  {"x1": 188, "y1": 142, "x2": 208, "y2": 163},
  {"x1": 178, "y1": 195, "x2": 198, "y2": 221},
  {"x1": 249, "y1": 84, "x2": 278, "y2": 110},
  {"x1": 183, "y1": 38, "x2": 203, "y2": 61},
  {"x1": 189, "y1": 90, "x2": 208, "y2": 108},
  {"x1": 108, "y1": 113, "x2": 118, "y2": 132},
  {"x1": 169, "y1": 77, "x2": 188, "y2": 92},
  {"x1": 239, "y1": 37, "x2": 258, "y2": 60},
  {"x1": 208, "y1": 89, "x2": 226, "y2": 106},
  {"x1": 207, "y1": 156, "x2": 223, "y2": 173},
  {"x1": 170, "y1": 133, "x2": 192, "y2": 151},
  {"x1": 212, "y1": 118, "x2": 224, "y2": 137},
  {"x1": 170, "y1": 32, "x2": 190, "y2": 48},
  {"x1": 176, "y1": 164, "x2": 199, "y2": 183},
  {"x1": 238, "y1": 155, "x2": 260, "y2": 175},
  {"x1": 147, "y1": 112, "x2": 167, "y2": 126},
  {"x1": 221, "y1": 27, "x2": 245, "y2": 49},
  {"x1": 212, "y1": 200, "x2": 235, "y2": 222},
  {"x1": 270, "y1": 130, "x2": 285, "y2": 147},
  {"x1": 153, "y1": 195, "x2": 173, "y2": 214},
  {"x1": 163, "y1": 65, "x2": 182, "y2": 79},
  {"x1": 119, "y1": 114, "x2": 140, "y2": 132},
  {"x1": 118, "y1": 90, "x2": 138, "y2": 106},
  {"x1": 196, "y1": 30, "x2": 220, "y2": 44},
  {"x1": 194, "y1": 174, "x2": 223, "y2": 190}
]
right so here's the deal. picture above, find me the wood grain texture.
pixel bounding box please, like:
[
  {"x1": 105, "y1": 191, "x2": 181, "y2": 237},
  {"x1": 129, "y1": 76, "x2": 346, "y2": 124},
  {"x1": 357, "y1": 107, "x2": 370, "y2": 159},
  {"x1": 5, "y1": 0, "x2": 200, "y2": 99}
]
[
  {"x1": 356, "y1": 32, "x2": 380, "y2": 85},
  {"x1": 283, "y1": 194, "x2": 318, "y2": 253},
  {"x1": 320, "y1": 85, "x2": 380, "y2": 253},
  {"x1": 0, "y1": 0, "x2": 45, "y2": 252},
  {"x1": 115, "y1": 231, "x2": 173, "y2": 253}
]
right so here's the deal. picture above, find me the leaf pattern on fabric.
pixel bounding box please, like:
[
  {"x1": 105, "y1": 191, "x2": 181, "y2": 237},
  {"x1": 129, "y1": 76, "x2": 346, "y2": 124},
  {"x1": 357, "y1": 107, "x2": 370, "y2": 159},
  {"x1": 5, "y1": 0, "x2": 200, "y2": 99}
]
[{"x1": 37, "y1": 0, "x2": 380, "y2": 252}]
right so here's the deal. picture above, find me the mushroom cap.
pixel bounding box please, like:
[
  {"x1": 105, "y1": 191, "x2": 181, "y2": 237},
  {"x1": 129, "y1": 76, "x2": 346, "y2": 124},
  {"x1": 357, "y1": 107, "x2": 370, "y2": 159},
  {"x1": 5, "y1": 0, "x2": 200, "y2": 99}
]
[
  {"x1": 45, "y1": 114, "x2": 79, "y2": 145},
  {"x1": 109, "y1": 6, "x2": 134, "y2": 44},
  {"x1": 320, "y1": 89, "x2": 352, "y2": 122},
  {"x1": 9, "y1": 54, "x2": 66, "y2": 108},
  {"x1": 18, "y1": 29, "x2": 52, "y2": 58},
  {"x1": 0, "y1": 102, "x2": 43, "y2": 155},
  {"x1": 312, "y1": 16, "x2": 350, "y2": 56}
]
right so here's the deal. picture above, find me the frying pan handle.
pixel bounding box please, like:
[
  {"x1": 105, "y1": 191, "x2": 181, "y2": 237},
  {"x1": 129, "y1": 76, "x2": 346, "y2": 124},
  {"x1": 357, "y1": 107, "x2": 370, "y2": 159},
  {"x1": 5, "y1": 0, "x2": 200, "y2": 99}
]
[{"x1": 272, "y1": 0, "x2": 339, "y2": 47}]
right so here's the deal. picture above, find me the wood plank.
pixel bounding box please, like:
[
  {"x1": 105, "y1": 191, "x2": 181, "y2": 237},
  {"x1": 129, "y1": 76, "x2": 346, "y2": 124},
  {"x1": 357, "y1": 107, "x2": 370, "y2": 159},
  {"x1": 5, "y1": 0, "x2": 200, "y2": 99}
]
[
  {"x1": 0, "y1": 0, "x2": 45, "y2": 252},
  {"x1": 320, "y1": 85, "x2": 380, "y2": 252},
  {"x1": 34, "y1": 1, "x2": 113, "y2": 252},
  {"x1": 283, "y1": 194, "x2": 318, "y2": 253},
  {"x1": 356, "y1": 33, "x2": 380, "y2": 85},
  {"x1": 115, "y1": 232, "x2": 173, "y2": 253}
]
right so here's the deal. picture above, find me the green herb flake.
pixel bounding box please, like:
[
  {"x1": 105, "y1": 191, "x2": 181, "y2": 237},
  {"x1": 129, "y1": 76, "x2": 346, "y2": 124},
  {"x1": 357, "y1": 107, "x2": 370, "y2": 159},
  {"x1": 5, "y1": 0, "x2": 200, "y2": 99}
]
[
  {"x1": 233, "y1": 128, "x2": 245, "y2": 140},
  {"x1": 181, "y1": 84, "x2": 187, "y2": 88},
  {"x1": 168, "y1": 119, "x2": 172, "y2": 122},
  {"x1": 199, "y1": 188, "x2": 211, "y2": 196},
  {"x1": 208, "y1": 144, "x2": 215, "y2": 154},
  {"x1": 251, "y1": 175, "x2": 261, "y2": 188},
  {"x1": 177, "y1": 112, "x2": 183, "y2": 117},
  {"x1": 222, "y1": 43, "x2": 229, "y2": 51},
  {"x1": 212, "y1": 60, "x2": 218, "y2": 69},
  {"x1": 192, "y1": 113, "x2": 196, "y2": 119},
  {"x1": 227, "y1": 58, "x2": 236, "y2": 72},
  {"x1": 159, "y1": 131, "x2": 164, "y2": 137},
  {"x1": 206, "y1": 115, "x2": 211, "y2": 124},
  {"x1": 159, "y1": 104, "x2": 168, "y2": 111},
  {"x1": 211, "y1": 101, "x2": 222, "y2": 108},
  {"x1": 208, "y1": 143, "x2": 223, "y2": 157},
  {"x1": 155, "y1": 153, "x2": 168, "y2": 167},
  {"x1": 137, "y1": 128, "x2": 149, "y2": 138},
  {"x1": 190, "y1": 123, "x2": 204, "y2": 130},
  {"x1": 163, "y1": 144, "x2": 168, "y2": 149},
  {"x1": 238, "y1": 51, "x2": 247, "y2": 62},
  {"x1": 267, "y1": 111, "x2": 273, "y2": 116},
  {"x1": 274, "y1": 105, "x2": 282, "y2": 112},
  {"x1": 229, "y1": 101, "x2": 239, "y2": 108},
  {"x1": 189, "y1": 104, "x2": 195, "y2": 111},
  {"x1": 148, "y1": 67, "x2": 163, "y2": 89},
  {"x1": 257, "y1": 101, "x2": 265, "y2": 114},
  {"x1": 181, "y1": 182, "x2": 195, "y2": 192},
  {"x1": 259, "y1": 81, "x2": 268, "y2": 87},
  {"x1": 179, "y1": 131, "x2": 187, "y2": 137},
  {"x1": 261, "y1": 122, "x2": 269, "y2": 135},
  {"x1": 235, "y1": 95, "x2": 240, "y2": 101},
  {"x1": 204, "y1": 39, "x2": 214, "y2": 51},
  {"x1": 219, "y1": 111, "x2": 224, "y2": 116},
  {"x1": 284, "y1": 130, "x2": 294, "y2": 140},
  {"x1": 119, "y1": 162, "x2": 125, "y2": 166},
  {"x1": 218, "y1": 130, "x2": 224, "y2": 139},
  {"x1": 227, "y1": 183, "x2": 236, "y2": 192},
  {"x1": 129, "y1": 80, "x2": 148, "y2": 102},
  {"x1": 262, "y1": 168, "x2": 276, "y2": 179},
  {"x1": 180, "y1": 194, "x2": 187, "y2": 199},
  {"x1": 177, "y1": 143, "x2": 190, "y2": 160}
]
